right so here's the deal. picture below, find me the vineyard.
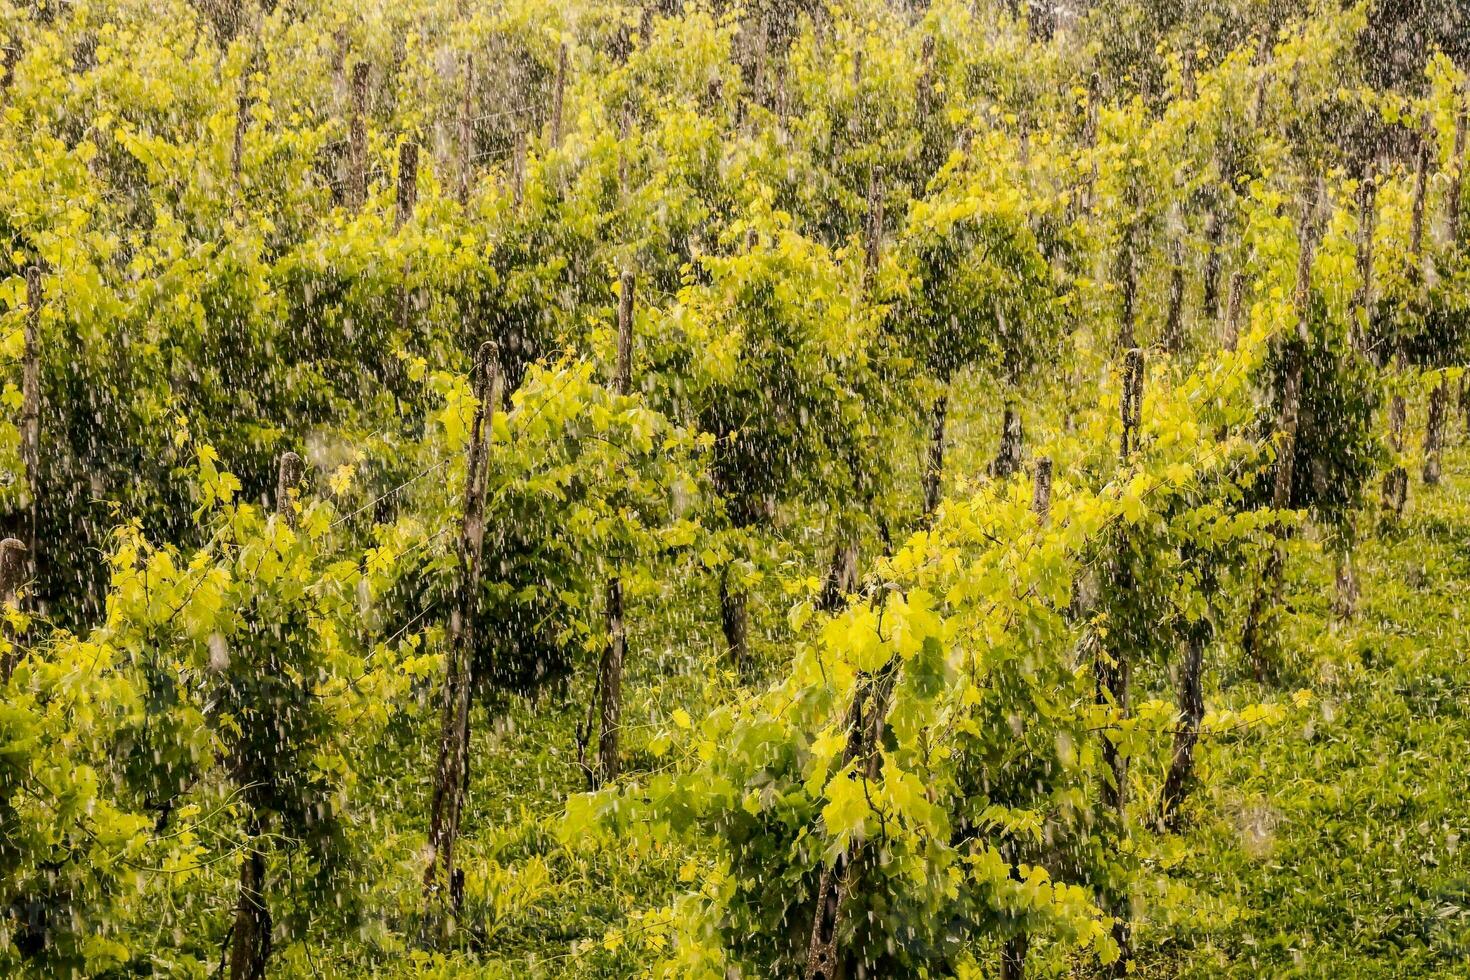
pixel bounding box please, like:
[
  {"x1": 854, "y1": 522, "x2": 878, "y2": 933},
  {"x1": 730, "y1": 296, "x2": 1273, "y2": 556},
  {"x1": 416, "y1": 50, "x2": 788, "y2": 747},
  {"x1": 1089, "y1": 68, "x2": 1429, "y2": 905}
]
[{"x1": 2, "y1": 0, "x2": 1470, "y2": 976}]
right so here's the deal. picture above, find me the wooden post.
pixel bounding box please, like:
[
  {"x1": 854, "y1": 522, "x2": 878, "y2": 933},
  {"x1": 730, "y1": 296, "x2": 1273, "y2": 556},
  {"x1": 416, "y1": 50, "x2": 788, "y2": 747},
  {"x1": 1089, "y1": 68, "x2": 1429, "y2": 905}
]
[
  {"x1": 1448, "y1": 96, "x2": 1468, "y2": 246},
  {"x1": 592, "y1": 273, "x2": 635, "y2": 786},
  {"x1": 1222, "y1": 272, "x2": 1245, "y2": 353},
  {"x1": 276, "y1": 452, "x2": 303, "y2": 530},
  {"x1": 396, "y1": 140, "x2": 418, "y2": 229},
  {"x1": 21, "y1": 267, "x2": 41, "y2": 573},
  {"x1": 1248, "y1": 37, "x2": 1270, "y2": 129},
  {"x1": 1120, "y1": 348, "x2": 1143, "y2": 457},
  {"x1": 232, "y1": 84, "x2": 249, "y2": 185},
  {"x1": 549, "y1": 42, "x2": 568, "y2": 148},
  {"x1": 1116, "y1": 220, "x2": 1138, "y2": 351},
  {"x1": 2, "y1": 40, "x2": 19, "y2": 94},
  {"x1": 718, "y1": 563, "x2": 749, "y2": 666},
  {"x1": 862, "y1": 167, "x2": 884, "y2": 283},
  {"x1": 993, "y1": 400, "x2": 1024, "y2": 479},
  {"x1": 1162, "y1": 228, "x2": 1187, "y2": 353},
  {"x1": 457, "y1": 55, "x2": 475, "y2": 207},
  {"x1": 0, "y1": 538, "x2": 26, "y2": 682},
  {"x1": 1423, "y1": 113, "x2": 1469, "y2": 483},
  {"x1": 423, "y1": 342, "x2": 500, "y2": 939},
  {"x1": 1410, "y1": 117, "x2": 1431, "y2": 260},
  {"x1": 1032, "y1": 457, "x2": 1052, "y2": 522},
  {"x1": 1158, "y1": 607, "x2": 1210, "y2": 830},
  {"x1": 1351, "y1": 177, "x2": 1377, "y2": 356},
  {"x1": 921, "y1": 387, "x2": 949, "y2": 520},
  {"x1": 1424, "y1": 379, "x2": 1448, "y2": 486},
  {"x1": 348, "y1": 62, "x2": 368, "y2": 210},
  {"x1": 511, "y1": 130, "x2": 527, "y2": 211},
  {"x1": 1382, "y1": 385, "x2": 1409, "y2": 518},
  {"x1": 1201, "y1": 197, "x2": 1225, "y2": 320},
  {"x1": 617, "y1": 101, "x2": 632, "y2": 198},
  {"x1": 1080, "y1": 72, "x2": 1100, "y2": 217}
]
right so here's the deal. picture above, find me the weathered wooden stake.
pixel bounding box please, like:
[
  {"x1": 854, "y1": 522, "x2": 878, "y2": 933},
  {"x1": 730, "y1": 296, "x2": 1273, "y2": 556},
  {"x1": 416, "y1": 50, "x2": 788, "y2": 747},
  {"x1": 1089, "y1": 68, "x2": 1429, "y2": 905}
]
[
  {"x1": 1447, "y1": 96, "x2": 1468, "y2": 246},
  {"x1": 457, "y1": 55, "x2": 475, "y2": 207},
  {"x1": 1158, "y1": 611, "x2": 1210, "y2": 830},
  {"x1": 993, "y1": 401, "x2": 1024, "y2": 479},
  {"x1": 1382, "y1": 387, "x2": 1409, "y2": 519},
  {"x1": 921, "y1": 387, "x2": 949, "y2": 520},
  {"x1": 1248, "y1": 37, "x2": 1270, "y2": 128},
  {"x1": 1116, "y1": 222, "x2": 1138, "y2": 351},
  {"x1": 1351, "y1": 177, "x2": 1377, "y2": 355},
  {"x1": 396, "y1": 140, "x2": 418, "y2": 229},
  {"x1": 617, "y1": 101, "x2": 632, "y2": 197},
  {"x1": 276, "y1": 451, "x2": 303, "y2": 530},
  {"x1": 21, "y1": 267, "x2": 41, "y2": 572},
  {"x1": 423, "y1": 342, "x2": 500, "y2": 940},
  {"x1": 1079, "y1": 72, "x2": 1100, "y2": 216},
  {"x1": 511, "y1": 130, "x2": 527, "y2": 211},
  {"x1": 1162, "y1": 230, "x2": 1187, "y2": 353},
  {"x1": 1032, "y1": 456, "x2": 1052, "y2": 522},
  {"x1": 232, "y1": 85, "x2": 249, "y2": 185},
  {"x1": 348, "y1": 62, "x2": 368, "y2": 210},
  {"x1": 1120, "y1": 347, "x2": 1143, "y2": 457},
  {"x1": 861, "y1": 167, "x2": 884, "y2": 287},
  {"x1": 0, "y1": 538, "x2": 26, "y2": 682},
  {"x1": 1201, "y1": 197, "x2": 1225, "y2": 319},
  {"x1": 593, "y1": 273, "x2": 635, "y2": 786},
  {"x1": 549, "y1": 42, "x2": 568, "y2": 148},
  {"x1": 819, "y1": 172, "x2": 884, "y2": 612},
  {"x1": 1411, "y1": 122, "x2": 1431, "y2": 257},
  {"x1": 1222, "y1": 271, "x2": 1245, "y2": 353}
]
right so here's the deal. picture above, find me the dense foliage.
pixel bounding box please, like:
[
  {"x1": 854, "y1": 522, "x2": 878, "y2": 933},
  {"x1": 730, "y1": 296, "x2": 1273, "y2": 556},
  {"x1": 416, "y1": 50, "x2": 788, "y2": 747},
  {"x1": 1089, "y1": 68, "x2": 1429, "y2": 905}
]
[{"x1": 1, "y1": 0, "x2": 1468, "y2": 977}]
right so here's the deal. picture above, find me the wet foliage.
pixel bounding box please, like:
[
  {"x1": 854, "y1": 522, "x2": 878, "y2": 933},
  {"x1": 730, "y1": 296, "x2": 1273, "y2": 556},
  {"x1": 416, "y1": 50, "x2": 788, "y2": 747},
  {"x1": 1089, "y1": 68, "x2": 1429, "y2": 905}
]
[{"x1": 0, "y1": 0, "x2": 1468, "y2": 977}]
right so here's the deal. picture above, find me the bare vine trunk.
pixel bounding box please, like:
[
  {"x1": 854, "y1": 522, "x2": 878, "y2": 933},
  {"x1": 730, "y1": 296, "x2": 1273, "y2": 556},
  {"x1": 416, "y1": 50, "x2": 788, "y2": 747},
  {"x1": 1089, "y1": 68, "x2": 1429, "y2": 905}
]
[
  {"x1": 921, "y1": 388, "x2": 949, "y2": 520},
  {"x1": 1382, "y1": 392, "x2": 1408, "y2": 520},
  {"x1": 423, "y1": 344, "x2": 499, "y2": 940},
  {"x1": 228, "y1": 816, "x2": 271, "y2": 980},
  {"x1": 1424, "y1": 379, "x2": 1448, "y2": 486},
  {"x1": 1159, "y1": 618, "x2": 1209, "y2": 830},
  {"x1": 804, "y1": 657, "x2": 900, "y2": 980},
  {"x1": 992, "y1": 401, "x2": 1023, "y2": 479},
  {"x1": 719, "y1": 563, "x2": 748, "y2": 667}
]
